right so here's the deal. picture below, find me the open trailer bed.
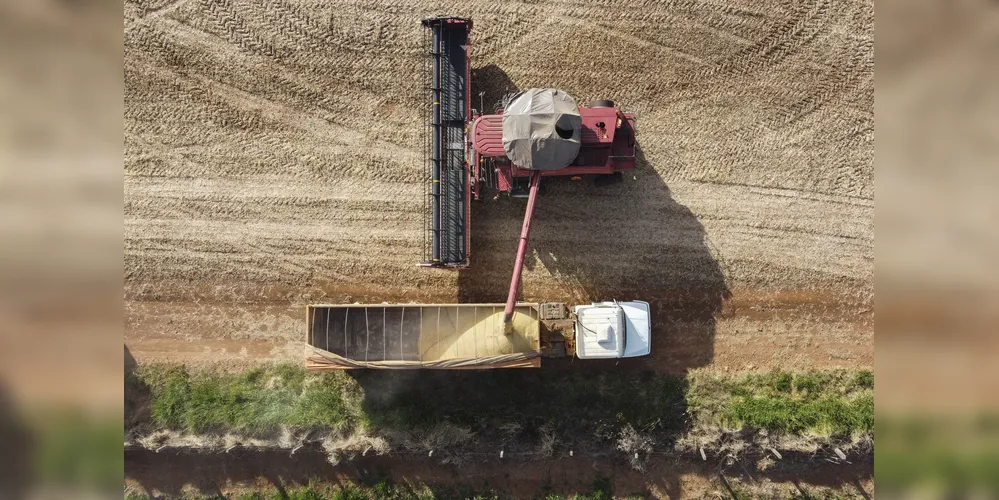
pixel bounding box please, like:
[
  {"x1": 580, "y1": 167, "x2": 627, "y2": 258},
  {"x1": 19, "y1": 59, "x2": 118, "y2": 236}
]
[
  {"x1": 305, "y1": 301, "x2": 650, "y2": 370},
  {"x1": 306, "y1": 303, "x2": 541, "y2": 369}
]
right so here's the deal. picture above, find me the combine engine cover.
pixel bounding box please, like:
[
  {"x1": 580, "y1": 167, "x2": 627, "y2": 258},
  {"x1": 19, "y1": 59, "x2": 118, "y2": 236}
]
[
  {"x1": 501, "y1": 89, "x2": 582, "y2": 170},
  {"x1": 471, "y1": 95, "x2": 636, "y2": 195}
]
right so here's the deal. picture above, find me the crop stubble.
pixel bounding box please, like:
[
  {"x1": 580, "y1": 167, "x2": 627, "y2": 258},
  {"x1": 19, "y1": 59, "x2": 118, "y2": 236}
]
[{"x1": 124, "y1": 0, "x2": 873, "y2": 372}]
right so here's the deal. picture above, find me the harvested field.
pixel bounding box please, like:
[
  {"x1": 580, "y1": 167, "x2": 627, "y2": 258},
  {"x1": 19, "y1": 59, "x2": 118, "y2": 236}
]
[
  {"x1": 123, "y1": 0, "x2": 873, "y2": 494},
  {"x1": 124, "y1": 0, "x2": 873, "y2": 373}
]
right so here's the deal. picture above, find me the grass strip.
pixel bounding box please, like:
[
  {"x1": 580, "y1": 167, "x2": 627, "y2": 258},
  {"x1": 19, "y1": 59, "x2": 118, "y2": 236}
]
[
  {"x1": 875, "y1": 415, "x2": 999, "y2": 491},
  {"x1": 687, "y1": 369, "x2": 874, "y2": 435},
  {"x1": 128, "y1": 364, "x2": 873, "y2": 440},
  {"x1": 133, "y1": 363, "x2": 362, "y2": 434}
]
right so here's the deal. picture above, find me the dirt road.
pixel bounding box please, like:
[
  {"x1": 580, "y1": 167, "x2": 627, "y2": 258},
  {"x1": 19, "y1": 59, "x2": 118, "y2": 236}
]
[
  {"x1": 125, "y1": 447, "x2": 873, "y2": 499},
  {"x1": 124, "y1": 0, "x2": 873, "y2": 372}
]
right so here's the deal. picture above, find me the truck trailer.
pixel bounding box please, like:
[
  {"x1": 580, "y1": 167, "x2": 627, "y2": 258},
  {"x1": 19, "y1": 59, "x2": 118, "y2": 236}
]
[{"x1": 306, "y1": 301, "x2": 650, "y2": 369}]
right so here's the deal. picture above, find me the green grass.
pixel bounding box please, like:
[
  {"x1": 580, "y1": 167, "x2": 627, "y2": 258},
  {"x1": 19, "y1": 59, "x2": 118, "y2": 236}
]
[
  {"x1": 720, "y1": 480, "x2": 867, "y2": 500},
  {"x1": 128, "y1": 364, "x2": 873, "y2": 442},
  {"x1": 726, "y1": 394, "x2": 873, "y2": 434},
  {"x1": 135, "y1": 363, "x2": 362, "y2": 434},
  {"x1": 34, "y1": 411, "x2": 123, "y2": 492},
  {"x1": 687, "y1": 369, "x2": 875, "y2": 435},
  {"x1": 0, "y1": 408, "x2": 123, "y2": 494}
]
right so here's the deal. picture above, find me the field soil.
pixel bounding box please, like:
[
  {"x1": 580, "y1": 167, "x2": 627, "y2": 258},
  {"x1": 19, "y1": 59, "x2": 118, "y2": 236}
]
[
  {"x1": 125, "y1": 0, "x2": 872, "y2": 495},
  {"x1": 125, "y1": 0, "x2": 873, "y2": 374}
]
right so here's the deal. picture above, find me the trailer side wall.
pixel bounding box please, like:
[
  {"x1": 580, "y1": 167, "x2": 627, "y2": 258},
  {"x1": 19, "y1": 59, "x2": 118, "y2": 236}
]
[{"x1": 306, "y1": 303, "x2": 540, "y2": 369}]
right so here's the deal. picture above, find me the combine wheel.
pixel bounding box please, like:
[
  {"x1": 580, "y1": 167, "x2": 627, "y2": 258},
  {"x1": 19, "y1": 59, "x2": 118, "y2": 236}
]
[{"x1": 588, "y1": 99, "x2": 615, "y2": 108}]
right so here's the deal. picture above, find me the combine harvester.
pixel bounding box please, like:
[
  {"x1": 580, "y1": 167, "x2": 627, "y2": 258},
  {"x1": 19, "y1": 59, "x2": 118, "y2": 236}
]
[{"x1": 307, "y1": 17, "x2": 648, "y2": 370}]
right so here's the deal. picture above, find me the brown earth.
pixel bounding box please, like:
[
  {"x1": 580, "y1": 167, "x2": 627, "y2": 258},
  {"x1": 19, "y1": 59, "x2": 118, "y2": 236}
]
[
  {"x1": 124, "y1": 0, "x2": 873, "y2": 374},
  {"x1": 124, "y1": 0, "x2": 872, "y2": 495},
  {"x1": 125, "y1": 448, "x2": 874, "y2": 499}
]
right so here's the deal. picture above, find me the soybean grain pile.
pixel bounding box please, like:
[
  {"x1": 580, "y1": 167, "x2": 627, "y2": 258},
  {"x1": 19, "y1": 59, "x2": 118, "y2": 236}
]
[{"x1": 124, "y1": 0, "x2": 873, "y2": 372}]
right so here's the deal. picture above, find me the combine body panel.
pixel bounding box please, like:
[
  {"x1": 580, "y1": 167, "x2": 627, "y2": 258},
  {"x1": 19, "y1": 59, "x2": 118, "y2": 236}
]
[
  {"x1": 421, "y1": 17, "x2": 472, "y2": 268},
  {"x1": 471, "y1": 105, "x2": 636, "y2": 194}
]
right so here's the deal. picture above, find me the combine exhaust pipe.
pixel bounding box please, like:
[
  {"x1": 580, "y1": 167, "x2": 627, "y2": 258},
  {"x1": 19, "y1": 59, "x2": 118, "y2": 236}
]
[{"x1": 503, "y1": 170, "x2": 543, "y2": 324}]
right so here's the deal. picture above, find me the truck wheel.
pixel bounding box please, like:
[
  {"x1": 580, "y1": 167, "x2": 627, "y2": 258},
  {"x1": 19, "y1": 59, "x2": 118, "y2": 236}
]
[{"x1": 589, "y1": 99, "x2": 615, "y2": 108}]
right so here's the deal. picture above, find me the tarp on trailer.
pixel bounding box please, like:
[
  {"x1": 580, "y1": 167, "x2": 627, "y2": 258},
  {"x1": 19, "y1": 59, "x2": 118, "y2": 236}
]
[
  {"x1": 305, "y1": 303, "x2": 541, "y2": 369},
  {"x1": 502, "y1": 88, "x2": 582, "y2": 171}
]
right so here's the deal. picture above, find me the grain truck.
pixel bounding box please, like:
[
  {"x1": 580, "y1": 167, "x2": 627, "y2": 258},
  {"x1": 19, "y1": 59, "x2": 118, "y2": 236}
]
[{"x1": 306, "y1": 301, "x2": 651, "y2": 369}]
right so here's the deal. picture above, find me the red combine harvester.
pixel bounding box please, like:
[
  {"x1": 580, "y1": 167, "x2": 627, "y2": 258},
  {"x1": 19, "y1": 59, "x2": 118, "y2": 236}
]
[
  {"x1": 469, "y1": 95, "x2": 637, "y2": 199},
  {"x1": 418, "y1": 17, "x2": 637, "y2": 324}
]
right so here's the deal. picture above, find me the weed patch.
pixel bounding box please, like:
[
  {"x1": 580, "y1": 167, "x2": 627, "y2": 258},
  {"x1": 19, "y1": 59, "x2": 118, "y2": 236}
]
[
  {"x1": 687, "y1": 369, "x2": 874, "y2": 437},
  {"x1": 134, "y1": 363, "x2": 361, "y2": 434}
]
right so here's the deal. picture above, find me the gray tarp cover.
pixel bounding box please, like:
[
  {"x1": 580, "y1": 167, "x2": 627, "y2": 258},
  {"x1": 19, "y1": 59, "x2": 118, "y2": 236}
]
[{"x1": 502, "y1": 89, "x2": 581, "y2": 170}]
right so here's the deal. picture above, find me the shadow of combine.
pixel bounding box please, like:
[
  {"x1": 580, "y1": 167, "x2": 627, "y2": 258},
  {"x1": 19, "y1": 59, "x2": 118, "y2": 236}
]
[
  {"x1": 457, "y1": 144, "x2": 731, "y2": 374},
  {"x1": 125, "y1": 345, "x2": 151, "y2": 434},
  {"x1": 351, "y1": 367, "x2": 688, "y2": 449},
  {"x1": 470, "y1": 63, "x2": 517, "y2": 114}
]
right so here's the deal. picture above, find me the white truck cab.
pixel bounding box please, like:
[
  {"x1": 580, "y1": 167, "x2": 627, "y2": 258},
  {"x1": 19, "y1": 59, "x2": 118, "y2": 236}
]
[{"x1": 573, "y1": 301, "x2": 651, "y2": 359}]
